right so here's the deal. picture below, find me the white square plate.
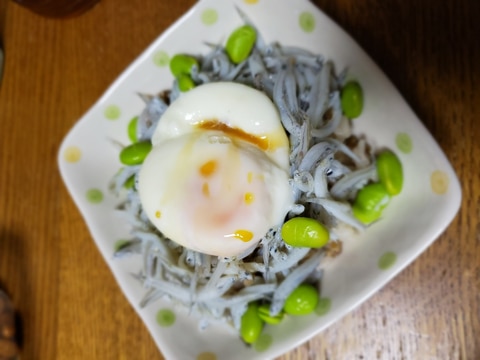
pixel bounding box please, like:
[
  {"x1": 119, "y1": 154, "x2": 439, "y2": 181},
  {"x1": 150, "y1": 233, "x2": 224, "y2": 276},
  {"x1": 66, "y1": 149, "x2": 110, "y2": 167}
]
[{"x1": 58, "y1": 0, "x2": 461, "y2": 359}]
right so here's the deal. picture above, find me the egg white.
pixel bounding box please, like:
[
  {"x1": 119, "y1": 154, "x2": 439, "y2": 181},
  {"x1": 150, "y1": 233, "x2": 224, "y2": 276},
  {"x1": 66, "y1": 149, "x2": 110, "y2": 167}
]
[{"x1": 151, "y1": 82, "x2": 290, "y2": 172}]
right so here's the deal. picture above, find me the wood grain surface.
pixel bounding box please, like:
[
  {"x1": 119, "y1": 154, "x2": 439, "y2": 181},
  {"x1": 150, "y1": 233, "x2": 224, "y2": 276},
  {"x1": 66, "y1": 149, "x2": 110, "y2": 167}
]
[{"x1": 0, "y1": 0, "x2": 479, "y2": 359}]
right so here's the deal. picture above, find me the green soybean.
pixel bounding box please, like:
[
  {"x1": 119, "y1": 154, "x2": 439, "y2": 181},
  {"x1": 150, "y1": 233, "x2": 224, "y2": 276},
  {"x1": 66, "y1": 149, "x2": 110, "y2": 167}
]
[
  {"x1": 352, "y1": 204, "x2": 381, "y2": 224},
  {"x1": 124, "y1": 175, "x2": 135, "y2": 189},
  {"x1": 127, "y1": 116, "x2": 138, "y2": 143},
  {"x1": 225, "y1": 25, "x2": 256, "y2": 64},
  {"x1": 281, "y1": 217, "x2": 329, "y2": 248},
  {"x1": 284, "y1": 284, "x2": 319, "y2": 316},
  {"x1": 352, "y1": 182, "x2": 390, "y2": 224},
  {"x1": 240, "y1": 302, "x2": 264, "y2": 344},
  {"x1": 258, "y1": 304, "x2": 284, "y2": 325},
  {"x1": 376, "y1": 150, "x2": 403, "y2": 195},
  {"x1": 341, "y1": 80, "x2": 363, "y2": 119},
  {"x1": 177, "y1": 74, "x2": 195, "y2": 92},
  {"x1": 169, "y1": 54, "x2": 198, "y2": 77},
  {"x1": 119, "y1": 141, "x2": 152, "y2": 165}
]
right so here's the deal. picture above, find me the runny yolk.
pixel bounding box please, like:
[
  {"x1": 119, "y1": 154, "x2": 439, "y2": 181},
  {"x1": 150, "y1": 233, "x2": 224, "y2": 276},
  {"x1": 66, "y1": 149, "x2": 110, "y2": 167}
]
[
  {"x1": 225, "y1": 230, "x2": 253, "y2": 242},
  {"x1": 199, "y1": 160, "x2": 217, "y2": 177},
  {"x1": 155, "y1": 211, "x2": 161, "y2": 219},
  {"x1": 247, "y1": 172, "x2": 253, "y2": 183},
  {"x1": 244, "y1": 192, "x2": 255, "y2": 205}
]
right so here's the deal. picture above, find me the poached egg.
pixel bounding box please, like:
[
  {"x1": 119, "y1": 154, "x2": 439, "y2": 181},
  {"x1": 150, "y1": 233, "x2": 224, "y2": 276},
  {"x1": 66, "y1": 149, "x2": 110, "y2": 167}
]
[{"x1": 138, "y1": 82, "x2": 293, "y2": 257}]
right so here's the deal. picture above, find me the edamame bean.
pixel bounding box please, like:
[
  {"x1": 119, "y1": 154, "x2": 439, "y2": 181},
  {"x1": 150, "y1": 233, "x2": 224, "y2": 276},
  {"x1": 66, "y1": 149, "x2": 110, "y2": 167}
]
[
  {"x1": 124, "y1": 175, "x2": 135, "y2": 189},
  {"x1": 177, "y1": 74, "x2": 195, "y2": 92},
  {"x1": 127, "y1": 116, "x2": 138, "y2": 143},
  {"x1": 352, "y1": 204, "x2": 381, "y2": 224},
  {"x1": 240, "y1": 302, "x2": 264, "y2": 344},
  {"x1": 225, "y1": 25, "x2": 256, "y2": 64},
  {"x1": 119, "y1": 141, "x2": 152, "y2": 165},
  {"x1": 258, "y1": 304, "x2": 284, "y2": 325},
  {"x1": 341, "y1": 80, "x2": 363, "y2": 119},
  {"x1": 169, "y1": 54, "x2": 198, "y2": 77},
  {"x1": 281, "y1": 217, "x2": 329, "y2": 248},
  {"x1": 352, "y1": 182, "x2": 390, "y2": 224},
  {"x1": 284, "y1": 284, "x2": 319, "y2": 316},
  {"x1": 376, "y1": 150, "x2": 403, "y2": 195}
]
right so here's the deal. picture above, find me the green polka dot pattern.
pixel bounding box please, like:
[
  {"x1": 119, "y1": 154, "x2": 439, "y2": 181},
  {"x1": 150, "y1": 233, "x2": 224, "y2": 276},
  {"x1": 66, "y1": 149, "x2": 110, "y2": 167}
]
[
  {"x1": 395, "y1": 132, "x2": 413, "y2": 154},
  {"x1": 315, "y1": 297, "x2": 332, "y2": 316},
  {"x1": 254, "y1": 333, "x2": 273, "y2": 352},
  {"x1": 156, "y1": 309, "x2": 176, "y2": 327},
  {"x1": 104, "y1": 105, "x2": 121, "y2": 120},
  {"x1": 378, "y1": 252, "x2": 397, "y2": 270},
  {"x1": 86, "y1": 188, "x2": 103, "y2": 204},
  {"x1": 299, "y1": 12, "x2": 315, "y2": 33},
  {"x1": 201, "y1": 9, "x2": 218, "y2": 25},
  {"x1": 153, "y1": 51, "x2": 170, "y2": 67}
]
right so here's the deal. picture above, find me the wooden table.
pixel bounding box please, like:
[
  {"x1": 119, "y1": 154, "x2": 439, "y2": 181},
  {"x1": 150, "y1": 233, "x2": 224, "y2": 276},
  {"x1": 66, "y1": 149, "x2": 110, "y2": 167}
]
[{"x1": 0, "y1": 0, "x2": 478, "y2": 359}]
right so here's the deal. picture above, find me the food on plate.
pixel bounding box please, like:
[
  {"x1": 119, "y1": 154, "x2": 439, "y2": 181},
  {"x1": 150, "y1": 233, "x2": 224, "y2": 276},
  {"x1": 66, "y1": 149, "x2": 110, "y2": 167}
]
[
  {"x1": 120, "y1": 141, "x2": 152, "y2": 166},
  {"x1": 240, "y1": 302, "x2": 263, "y2": 344},
  {"x1": 281, "y1": 216, "x2": 329, "y2": 248},
  {"x1": 283, "y1": 283, "x2": 319, "y2": 316},
  {"x1": 352, "y1": 182, "x2": 391, "y2": 224},
  {"x1": 376, "y1": 150, "x2": 403, "y2": 195},
  {"x1": 169, "y1": 54, "x2": 199, "y2": 78},
  {"x1": 257, "y1": 303, "x2": 284, "y2": 325},
  {"x1": 340, "y1": 80, "x2": 364, "y2": 119},
  {"x1": 225, "y1": 25, "x2": 257, "y2": 64},
  {"x1": 138, "y1": 82, "x2": 293, "y2": 257},
  {"x1": 110, "y1": 13, "x2": 403, "y2": 345}
]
